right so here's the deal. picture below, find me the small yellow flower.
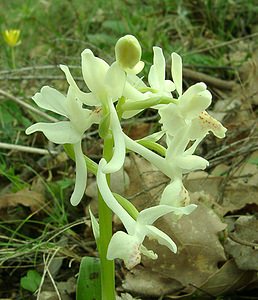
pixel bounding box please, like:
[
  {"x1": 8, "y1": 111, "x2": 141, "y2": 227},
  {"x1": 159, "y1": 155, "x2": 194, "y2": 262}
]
[{"x1": 3, "y1": 29, "x2": 21, "y2": 47}]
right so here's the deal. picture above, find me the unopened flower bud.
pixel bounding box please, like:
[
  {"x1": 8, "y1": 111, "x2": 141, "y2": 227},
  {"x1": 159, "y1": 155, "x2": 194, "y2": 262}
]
[{"x1": 115, "y1": 35, "x2": 144, "y2": 74}]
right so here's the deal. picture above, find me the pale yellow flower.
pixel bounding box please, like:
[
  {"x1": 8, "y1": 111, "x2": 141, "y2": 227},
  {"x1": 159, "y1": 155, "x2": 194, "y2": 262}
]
[{"x1": 3, "y1": 29, "x2": 21, "y2": 47}]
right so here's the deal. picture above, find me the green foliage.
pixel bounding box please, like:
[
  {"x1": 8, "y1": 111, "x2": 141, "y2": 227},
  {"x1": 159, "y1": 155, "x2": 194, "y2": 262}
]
[
  {"x1": 20, "y1": 269, "x2": 42, "y2": 293},
  {"x1": 0, "y1": 159, "x2": 27, "y2": 191},
  {"x1": 76, "y1": 256, "x2": 101, "y2": 300},
  {"x1": 0, "y1": 101, "x2": 31, "y2": 142}
]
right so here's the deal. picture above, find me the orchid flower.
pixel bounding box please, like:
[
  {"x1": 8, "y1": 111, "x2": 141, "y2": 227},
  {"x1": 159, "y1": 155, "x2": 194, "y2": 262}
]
[
  {"x1": 124, "y1": 133, "x2": 208, "y2": 181},
  {"x1": 26, "y1": 86, "x2": 100, "y2": 206},
  {"x1": 120, "y1": 46, "x2": 177, "y2": 119},
  {"x1": 97, "y1": 158, "x2": 196, "y2": 269},
  {"x1": 60, "y1": 49, "x2": 127, "y2": 174},
  {"x1": 159, "y1": 52, "x2": 226, "y2": 139},
  {"x1": 124, "y1": 133, "x2": 208, "y2": 209}
]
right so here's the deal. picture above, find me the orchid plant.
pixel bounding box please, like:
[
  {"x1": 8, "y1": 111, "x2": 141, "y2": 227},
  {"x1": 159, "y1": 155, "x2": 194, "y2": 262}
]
[{"x1": 26, "y1": 35, "x2": 226, "y2": 299}]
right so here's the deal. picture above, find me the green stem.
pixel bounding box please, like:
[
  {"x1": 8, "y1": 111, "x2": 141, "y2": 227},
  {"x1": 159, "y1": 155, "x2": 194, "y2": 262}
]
[
  {"x1": 11, "y1": 47, "x2": 16, "y2": 69},
  {"x1": 64, "y1": 141, "x2": 115, "y2": 298},
  {"x1": 98, "y1": 134, "x2": 116, "y2": 300}
]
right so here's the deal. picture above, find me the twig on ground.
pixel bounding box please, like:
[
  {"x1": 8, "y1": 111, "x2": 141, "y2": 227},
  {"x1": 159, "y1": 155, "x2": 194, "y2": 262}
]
[
  {"x1": 183, "y1": 68, "x2": 236, "y2": 90},
  {"x1": 0, "y1": 142, "x2": 58, "y2": 155},
  {"x1": 0, "y1": 75, "x2": 83, "y2": 81},
  {"x1": 0, "y1": 88, "x2": 58, "y2": 122},
  {"x1": 37, "y1": 247, "x2": 61, "y2": 300},
  {"x1": 0, "y1": 65, "x2": 80, "y2": 75},
  {"x1": 229, "y1": 233, "x2": 258, "y2": 248}
]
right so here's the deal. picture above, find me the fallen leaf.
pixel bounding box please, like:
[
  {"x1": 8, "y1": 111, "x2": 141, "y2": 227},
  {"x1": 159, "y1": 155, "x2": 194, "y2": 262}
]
[
  {"x1": 198, "y1": 260, "x2": 255, "y2": 297},
  {"x1": 122, "y1": 267, "x2": 183, "y2": 297},
  {"x1": 0, "y1": 188, "x2": 46, "y2": 212},
  {"x1": 224, "y1": 216, "x2": 258, "y2": 271},
  {"x1": 124, "y1": 123, "x2": 153, "y2": 140}
]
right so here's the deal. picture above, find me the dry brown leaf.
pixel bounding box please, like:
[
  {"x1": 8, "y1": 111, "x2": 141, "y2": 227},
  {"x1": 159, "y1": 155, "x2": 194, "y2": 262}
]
[
  {"x1": 198, "y1": 259, "x2": 255, "y2": 297},
  {"x1": 122, "y1": 267, "x2": 183, "y2": 297},
  {"x1": 239, "y1": 50, "x2": 258, "y2": 105},
  {"x1": 185, "y1": 168, "x2": 258, "y2": 216},
  {"x1": 0, "y1": 188, "x2": 46, "y2": 212},
  {"x1": 224, "y1": 216, "x2": 258, "y2": 271},
  {"x1": 124, "y1": 123, "x2": 153, "y2": 140}
]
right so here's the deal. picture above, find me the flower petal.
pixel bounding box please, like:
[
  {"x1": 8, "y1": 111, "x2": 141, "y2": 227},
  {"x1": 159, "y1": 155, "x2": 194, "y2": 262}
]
[
  {"x1": 107, "y1": 231, "x2": 141, "y2": 269},
  {"x1": 126, "y1": 60, "x2": 144, "y2": 74},
  {"x1": 81, "y1": 49, "x2": 109, "y2": 100},
  {"x1": 160, "y1": 179, "x2": 190, "y2": 207},
  {"x1": 70, "y1": 142, "x2": 87, "y2": 206},
  {"x1": 189, "y1": 111, "x2": 227, "y2": 139},
  {"x1": 97, "y1": 159, "x2": 135, "y2": 233},
  {"x1": 122, "y1": 81, "x2": 148, "y2": 119},
  {"x1": 159, "y1": 103, "x2": 186, "y2": 136},
  {"x1": 178, "y1": 83, "x2": 211, "y2": 120},
  {"x1": 140, "y1": 245, "x2": 158, "y2": 260},
  {"x1": 60, "y1": 64, "x2": 100, "y2": 106},
  {"x1": 164, "y1": 80, "x2": 175, "y2": 93},
  {"x1": 32, "y1": 86, "x2": 68, "y2": 117},
  {"x1": 124, "y1": 134, "x2": 171, "y2": 177},
  {"x1": 177, "y1": 154, "x2": 209, "y2": 172},
  {"x1": 115, "y1": 35, "x2": 142, "y2": 73},
  {"x1": 126, "y1": 73, "x2": 147, "y2": 89},
  {"x1": 138, "y1": 203, "x2": 196, "y2": 225},
  {"x1": 146, "y1": 225, "x2": 177, "y2": 253},
  {"x1": 124, "y1": 134, "x2": 171, "y2": 178},
  {"x1": 171, "y1": 52, "x2": 182, "y2": 96},
  {"x1": 123, "y1": 81, "x2": 147, "y2": 101},
  {"x1": 148, "y1": 47, "x2": 166, "y2": 90},
  {"x1": 180, "y1": 89, "x2": 212, "y2": 120},
  {"x1": 65, "y1": 87, "x2": 96, "y2": 134},
  {"x1": 25, "y1": 121, "x2": 81, "y2": 144},
  {"x1": 137, "y1": 205, "x2": 175, "y2": 225},
  {"x1": 105, "y1": 62, "x2": 126, "y2": 101},
  {"x1": 102, "y1": 101, "x2": 126, "y2": 174}
]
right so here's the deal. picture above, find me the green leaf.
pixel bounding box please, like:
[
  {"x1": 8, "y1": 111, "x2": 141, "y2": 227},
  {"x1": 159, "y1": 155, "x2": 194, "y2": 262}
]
[
  {"x1": 113, "y1": 193, "x2": 139, "y2": 220},
  {"x1": 20, "y1": 270, "x2": 41, "y2": 293},
  {"x1": 76, "y1": 256, "x2": 101, "y2": 300}
]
